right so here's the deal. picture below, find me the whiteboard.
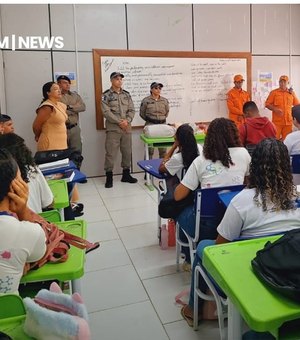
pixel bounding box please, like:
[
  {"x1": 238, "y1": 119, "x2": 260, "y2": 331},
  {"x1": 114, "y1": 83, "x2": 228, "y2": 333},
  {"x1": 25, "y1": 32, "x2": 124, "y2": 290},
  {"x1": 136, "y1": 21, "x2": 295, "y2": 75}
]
[{"x1": 93, "y1": 50, "x2": 251, "y2": 129}]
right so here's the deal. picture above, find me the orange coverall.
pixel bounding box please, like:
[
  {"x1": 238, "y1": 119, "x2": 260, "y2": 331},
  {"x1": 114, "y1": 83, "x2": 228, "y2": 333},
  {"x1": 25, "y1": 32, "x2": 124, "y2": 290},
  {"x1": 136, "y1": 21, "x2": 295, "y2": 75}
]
[
  {"x1": 226, "y1": 87, "x2": 250, "y2": 128},
  {"x1": 265, "y1": 88, "x2": 300, "y2": 140}
]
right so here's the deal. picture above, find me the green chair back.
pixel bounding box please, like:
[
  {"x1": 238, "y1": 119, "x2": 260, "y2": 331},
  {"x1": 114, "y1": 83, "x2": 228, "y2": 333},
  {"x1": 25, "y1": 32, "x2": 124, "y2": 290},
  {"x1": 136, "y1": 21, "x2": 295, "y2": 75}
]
[{"x1": 39, "y1": 209, "x2": 61, "y2": 222}]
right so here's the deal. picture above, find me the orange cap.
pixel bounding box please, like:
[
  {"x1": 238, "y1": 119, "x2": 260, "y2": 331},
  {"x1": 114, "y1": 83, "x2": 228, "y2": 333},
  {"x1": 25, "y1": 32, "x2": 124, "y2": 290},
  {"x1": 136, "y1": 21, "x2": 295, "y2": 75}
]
[
  {"x1": 234, "y1": 74, "x2": 244, "y2": 82},
  {"x1": 279, "y1": 75, "x2": 289, "y2": 82}
]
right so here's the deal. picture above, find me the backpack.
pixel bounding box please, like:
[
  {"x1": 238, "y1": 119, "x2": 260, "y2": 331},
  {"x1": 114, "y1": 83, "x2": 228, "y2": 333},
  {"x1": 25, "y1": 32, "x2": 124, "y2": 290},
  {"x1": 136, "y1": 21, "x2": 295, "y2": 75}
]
[
  {"x1": 251, "y1": 228, "x2": 300, "y2": 302},
  {"x1": 158, "y1": 175, "x2": 195, "y2": 219},
  {"x1": 34, "y1": 149, "x2": 71, "y2": 165},
  {"x1": 23, "y1": 210, "x2": 100, "y2": 275}
]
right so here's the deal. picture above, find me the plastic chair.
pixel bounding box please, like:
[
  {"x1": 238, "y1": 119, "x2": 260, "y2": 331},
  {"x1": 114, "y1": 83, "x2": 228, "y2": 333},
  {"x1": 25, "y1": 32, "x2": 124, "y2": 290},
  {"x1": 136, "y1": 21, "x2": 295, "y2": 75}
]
[
  {"x1": 291, "y1": 154, "x2": 300, "y2": 174},
  {"x1": 194, "y1": 263, "x2": 228, "y2": 340},
  {"x1": 39, "y1": 209, "x2": 62, "y2": 222},
  {"x1": 0, "y1": 294, "x2": 32, "y2": 339},
  {"x1": 176, "y1": 184, "x2": 245, "y2": 270}
]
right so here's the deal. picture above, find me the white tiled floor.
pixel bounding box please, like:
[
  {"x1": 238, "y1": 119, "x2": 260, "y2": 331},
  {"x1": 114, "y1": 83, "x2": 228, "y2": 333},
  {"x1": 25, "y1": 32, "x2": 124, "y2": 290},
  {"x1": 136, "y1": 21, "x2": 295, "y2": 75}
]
[{"x1": 77, "y1": 174, "x2": 219, "y2": 340}]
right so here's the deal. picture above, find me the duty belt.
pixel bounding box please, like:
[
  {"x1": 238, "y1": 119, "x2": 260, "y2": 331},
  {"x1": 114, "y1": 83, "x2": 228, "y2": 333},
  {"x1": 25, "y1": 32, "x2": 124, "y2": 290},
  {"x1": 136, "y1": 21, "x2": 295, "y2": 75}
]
[
  {"x1": 66, "y1": 123, "x2": 78, "y2": 130},
  {"x1": 146, "y1": 117, "x2": 166, "y2": 124}
]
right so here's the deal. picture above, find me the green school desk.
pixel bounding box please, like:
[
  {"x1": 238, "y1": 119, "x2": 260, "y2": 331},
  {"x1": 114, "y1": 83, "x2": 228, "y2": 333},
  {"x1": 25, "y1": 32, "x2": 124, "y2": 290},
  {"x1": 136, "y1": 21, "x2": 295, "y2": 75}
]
[
  {"x1": 47, "y1": 179, "x2": 69, "y2": 220},
  {"x1": 203, "y1": 235, "x2": 300, "y2": 340},
  {"x1": 21, "y1": 220, "x2": 86, "y2": 294},
  {"x1": 140, "y1": 133, "x2": 205, "y2": 188},
  {"x1": 47, "y1": 179, "x2": 69, "y2": 209}
]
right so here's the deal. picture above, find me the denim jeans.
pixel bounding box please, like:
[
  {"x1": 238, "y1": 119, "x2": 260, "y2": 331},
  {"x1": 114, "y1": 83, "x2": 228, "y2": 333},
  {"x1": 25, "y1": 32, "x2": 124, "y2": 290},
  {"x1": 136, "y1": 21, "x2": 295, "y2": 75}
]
[{"x1": 175, "y1": 206, "x2": 218, "y2": 263}]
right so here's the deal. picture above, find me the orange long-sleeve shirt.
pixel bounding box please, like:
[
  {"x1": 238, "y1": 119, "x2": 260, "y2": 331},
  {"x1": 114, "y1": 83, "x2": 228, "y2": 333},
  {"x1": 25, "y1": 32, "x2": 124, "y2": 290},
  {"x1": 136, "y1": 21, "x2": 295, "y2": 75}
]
[
  {"x1": 265, "y1": 88, "x2": 300, "y2": 125},
  {"x1": 227, "y1": 87, "x2": 250, "y2": 126}
]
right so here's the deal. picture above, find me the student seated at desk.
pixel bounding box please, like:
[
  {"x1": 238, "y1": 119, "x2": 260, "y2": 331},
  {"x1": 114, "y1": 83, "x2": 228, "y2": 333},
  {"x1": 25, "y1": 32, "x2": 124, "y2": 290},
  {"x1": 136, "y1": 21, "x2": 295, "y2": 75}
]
[
  {"x1": 181, "y1": 138, "x2": 300, "y2": 327},
  {"x1": 0, "y1": 149, "x2": 46, "y2": 294},
  {"x1": 284, "y1": 104, "x2": 300, "y2": 155},
  {"x1": 0, "y1": 114, "x2": 15, "y2": 134},
  {"x1": 159, "y1": 123, "x2": 202, "y2": 180},
  {"x1": 0, "y1": 133, "x2": 54, "y2": 213},
  {"x1": 174, "y1": 118, "x2": 251, "y2": 265},
  {"x1": 239, "y1": 101, "x2": 276, "y2": 149}
]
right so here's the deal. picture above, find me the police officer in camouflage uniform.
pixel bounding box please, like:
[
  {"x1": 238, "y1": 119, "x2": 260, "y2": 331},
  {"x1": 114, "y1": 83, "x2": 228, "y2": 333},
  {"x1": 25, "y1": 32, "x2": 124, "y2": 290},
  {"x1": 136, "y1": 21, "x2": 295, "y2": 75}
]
[
  {"x1": 57, "y1": 75, "x2": 86, "y2": 170},
  {"x1": 102, "y1": 72, "x2": 137, "y2": 188},
  {"x1": 140, "y1": 82, "x2": 169, "y2": 158}
]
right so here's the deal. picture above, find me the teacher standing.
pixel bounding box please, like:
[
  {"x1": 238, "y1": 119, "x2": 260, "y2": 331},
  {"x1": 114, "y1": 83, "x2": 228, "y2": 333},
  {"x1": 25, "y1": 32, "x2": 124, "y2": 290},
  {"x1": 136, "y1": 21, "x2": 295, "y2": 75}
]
[
  {"x1": 33, "y1": 82, "x2": 68, "y2": 151},
  {"x1": 140, "y1": 82, "x2": 169, "y2": 158}
]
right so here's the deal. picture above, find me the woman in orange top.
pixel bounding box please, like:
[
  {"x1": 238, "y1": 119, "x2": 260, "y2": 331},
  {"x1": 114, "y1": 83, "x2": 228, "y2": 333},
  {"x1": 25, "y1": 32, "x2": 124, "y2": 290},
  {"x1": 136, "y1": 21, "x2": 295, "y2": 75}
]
[
  {"x1": 33, "y1": 82, "x2": 82, "y2": 217},
  {"x1": 33, "y1": 82, "x2": 68, "y2": 151}
]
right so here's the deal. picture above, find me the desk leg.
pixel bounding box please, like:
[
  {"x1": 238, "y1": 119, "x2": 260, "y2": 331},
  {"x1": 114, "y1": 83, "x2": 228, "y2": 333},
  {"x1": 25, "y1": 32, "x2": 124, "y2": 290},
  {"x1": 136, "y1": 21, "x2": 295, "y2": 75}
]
[
  {"x1": 144, "y1": 143, "x2": 154, "y2": 191},
  {"x1": 157, "y1": 187, "x2": 162, "y2": 238},
  {"x1": 71, "y1": 278, "x2": 82, "y2": 294},
  {"x1": 59, "y1": 208, "x2": 65, "y2": 221},
  {"x1": 228, "y1": 299, "x2": 242, "y2": 340}
]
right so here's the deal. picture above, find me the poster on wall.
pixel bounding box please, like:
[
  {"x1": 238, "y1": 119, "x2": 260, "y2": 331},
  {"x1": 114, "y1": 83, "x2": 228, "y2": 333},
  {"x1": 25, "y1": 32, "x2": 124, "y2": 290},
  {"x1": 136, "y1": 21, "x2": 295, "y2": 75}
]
[
  {"x1": 54, "y1": 72, "x2": 77, "y2": 87},
  {"x1": 252, "y1": 71, "x2": 273, "y2": 114}
]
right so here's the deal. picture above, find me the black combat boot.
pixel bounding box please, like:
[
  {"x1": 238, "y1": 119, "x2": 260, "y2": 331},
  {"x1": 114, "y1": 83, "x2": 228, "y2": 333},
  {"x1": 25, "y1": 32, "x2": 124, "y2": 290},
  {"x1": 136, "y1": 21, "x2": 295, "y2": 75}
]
[
  {"x1": 105, "y1": 171, "x2": 113, "y2": 188},
  {"x1": 121, "y1": 169, "x2": 138, "y2": 183}
]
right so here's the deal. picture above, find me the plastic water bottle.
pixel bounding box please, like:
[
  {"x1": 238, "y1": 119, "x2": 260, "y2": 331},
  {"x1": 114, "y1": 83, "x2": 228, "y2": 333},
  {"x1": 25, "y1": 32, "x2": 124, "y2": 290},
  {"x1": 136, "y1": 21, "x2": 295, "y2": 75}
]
[
  {"x1": 160, "y1": 224, "x2": 168, "y2": 250},
  {"x1": 168, "y1": 219, "x2": 176, "y2": 247}
]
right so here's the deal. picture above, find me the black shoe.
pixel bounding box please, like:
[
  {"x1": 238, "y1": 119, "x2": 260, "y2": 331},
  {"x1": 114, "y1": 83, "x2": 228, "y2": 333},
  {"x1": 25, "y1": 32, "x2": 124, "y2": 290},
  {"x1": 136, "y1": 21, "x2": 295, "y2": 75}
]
[
  {"x1": 105, "y1": 171, "x2": 113, "y2": 188},
  {"x1": 121, "y1": 169, "x2": 138, "y2": 184},
  {"x1": 73, "y1": 210, "x2": 84, "y2": 218},
  {"x1": 71, "y1": 203, "x2": 84, "y2": 214}
]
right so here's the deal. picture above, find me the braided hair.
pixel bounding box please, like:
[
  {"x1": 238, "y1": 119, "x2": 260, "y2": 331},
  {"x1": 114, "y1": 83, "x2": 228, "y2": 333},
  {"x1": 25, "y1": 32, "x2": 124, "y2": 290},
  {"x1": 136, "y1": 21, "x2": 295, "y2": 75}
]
[
  {"x1": 248, "y1": 138, "x2": 296, "y2": 211},
  {"x1": 176, "y1": 124, "x2": 199, "y2": 169},
  {"x1": 0, "y1": 133, "x2": 37, "y2": 183},
  {"x1": 203, "y1": 118, "x2": 242, "y2": 167},
  {"x1": 0, "y1": 148, "x2": 18, "y2": 202}
]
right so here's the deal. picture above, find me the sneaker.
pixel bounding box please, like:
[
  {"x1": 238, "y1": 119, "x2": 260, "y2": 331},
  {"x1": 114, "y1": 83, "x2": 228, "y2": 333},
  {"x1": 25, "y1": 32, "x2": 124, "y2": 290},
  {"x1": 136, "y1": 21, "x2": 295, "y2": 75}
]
[{"x1": 71, "y1": 202, "x2": 84, "y2": 213}]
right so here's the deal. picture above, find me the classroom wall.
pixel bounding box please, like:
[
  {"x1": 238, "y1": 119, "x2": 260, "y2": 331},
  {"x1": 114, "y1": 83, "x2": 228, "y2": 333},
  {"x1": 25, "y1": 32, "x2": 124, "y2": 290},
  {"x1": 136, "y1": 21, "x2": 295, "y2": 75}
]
[{"x1": 0, "y1": 4, "x2": 299, "y2": 177}]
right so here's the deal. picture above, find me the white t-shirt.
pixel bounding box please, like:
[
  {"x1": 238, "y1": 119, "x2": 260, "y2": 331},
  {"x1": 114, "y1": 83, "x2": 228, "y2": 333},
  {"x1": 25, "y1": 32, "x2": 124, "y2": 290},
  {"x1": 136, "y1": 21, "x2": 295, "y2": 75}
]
[
  {"x1": 27, "y1": 167, "x2": 54, "y2": 213},
  {"x1": 165, "y1": 144, "x2": 203, "y2": 179},
  {"x1": 181, "y1": 147, "x2": 251, "y2": 190},
  {"x1": 217, "y1": 188, "x2": 300, "y2": 241},
  {"x1": 284, "y1": 130, "x2": 300, "y2": 155},
  {"x1": 0, "y1": 213, "x2": 46, "y2": 293}
]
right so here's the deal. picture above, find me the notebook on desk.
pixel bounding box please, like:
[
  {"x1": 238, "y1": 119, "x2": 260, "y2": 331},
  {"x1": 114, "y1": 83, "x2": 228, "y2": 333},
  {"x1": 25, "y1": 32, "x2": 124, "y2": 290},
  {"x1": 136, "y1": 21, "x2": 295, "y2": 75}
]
[{"x1": 39, "y1": 158, "x2": 70, "y2": 171}]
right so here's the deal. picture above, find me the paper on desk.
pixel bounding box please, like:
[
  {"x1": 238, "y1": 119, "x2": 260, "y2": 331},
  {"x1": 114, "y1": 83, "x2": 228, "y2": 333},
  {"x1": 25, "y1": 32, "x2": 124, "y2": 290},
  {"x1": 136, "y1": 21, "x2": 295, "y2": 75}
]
[{"x1": 38, "y1": 158, "x2": 70, "y2": 171}]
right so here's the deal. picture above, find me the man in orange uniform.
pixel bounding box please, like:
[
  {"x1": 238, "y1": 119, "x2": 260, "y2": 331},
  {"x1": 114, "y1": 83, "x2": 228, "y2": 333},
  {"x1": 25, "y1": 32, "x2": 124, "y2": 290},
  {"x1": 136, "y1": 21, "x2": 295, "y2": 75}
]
[
  {"x1": 265, "y1": 75, "x2": 300, "y2": 140},
  {"x1": 227, "y1": 74, "x2": 250, "y2": 128}
]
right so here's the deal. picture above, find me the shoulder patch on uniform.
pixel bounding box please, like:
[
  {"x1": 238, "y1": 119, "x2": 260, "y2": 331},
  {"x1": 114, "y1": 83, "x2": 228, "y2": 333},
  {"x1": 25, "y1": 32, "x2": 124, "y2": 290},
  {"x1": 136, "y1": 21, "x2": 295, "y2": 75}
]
[
  {"x1": 122, "y1": 89, "x2": 130, "y2": 94},
  {"x1": 102, "y1": 95, "x2": 107, "y2": 101}
]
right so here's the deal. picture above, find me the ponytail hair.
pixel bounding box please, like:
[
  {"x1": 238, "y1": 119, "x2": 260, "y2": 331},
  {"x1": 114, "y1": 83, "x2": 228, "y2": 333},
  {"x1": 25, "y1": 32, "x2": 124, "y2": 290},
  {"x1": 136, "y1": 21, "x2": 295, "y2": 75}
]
[{"x1": 41, "y1": 81, "x2": 56, "y2": 103}]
